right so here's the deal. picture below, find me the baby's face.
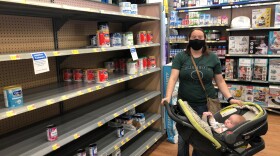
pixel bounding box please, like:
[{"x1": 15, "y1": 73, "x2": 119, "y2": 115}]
[{"x1": 224, "y1": 115, "x2": 240, "y2": 129}]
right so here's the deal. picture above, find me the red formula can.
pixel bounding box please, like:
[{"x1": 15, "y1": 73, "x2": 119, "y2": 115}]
[
  {"x1": 83, "y1": 69, "x2": 95, "y2": 83},
  {"x1": 119, "y1": 59, "x2": 126, "y2": 72},
  {"x1": 147, "y1": 56, "x2": 156, "y2": 69},
  {"x1": 73, "y1": 69, "x2": 83, "y2": 82},
  {"x1": 46, "y1": 124, "x2": 58, "y2": 142},
  {"x1": 94, "y1": 68, "x2": 108, "y2": 83},
  {"x1": 63, "y1": 69, "x2": 72, "y2": 82},
  {"x1": 97, "y1": 31, "x2": 110, "y2": 47},
  {"x1": 146, "y1": 31, "x2": 153, "y2": 44},
  {"x1": 137, "y1": 31, "x2": 147, "y2": 45},
  {"x1": 142, "y1": 57, "x2": 148, "y2": 70}
]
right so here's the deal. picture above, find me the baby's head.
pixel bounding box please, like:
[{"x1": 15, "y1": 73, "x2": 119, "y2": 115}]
[{"x1": 224, "y1": 114, "x2": 246, "y2": 129}]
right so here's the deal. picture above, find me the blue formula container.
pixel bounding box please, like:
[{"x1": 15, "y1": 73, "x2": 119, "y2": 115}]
[{"x1": 3, "y1": 85, "x2": 23, "y2": 108}]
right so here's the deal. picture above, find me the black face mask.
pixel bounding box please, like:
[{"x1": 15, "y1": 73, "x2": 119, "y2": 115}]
[{"x1": 189, "y1": 39, "x2": 205, "y2": 51}]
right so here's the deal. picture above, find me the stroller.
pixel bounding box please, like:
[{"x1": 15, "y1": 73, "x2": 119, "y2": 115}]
[{"x1": 164, "y1": 99, "x2": 268, "y2": 156}]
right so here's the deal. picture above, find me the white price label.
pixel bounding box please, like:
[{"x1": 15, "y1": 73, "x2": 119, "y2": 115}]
[{"x1": 130, "y1": 47, "x2": 138, "y2": 61}]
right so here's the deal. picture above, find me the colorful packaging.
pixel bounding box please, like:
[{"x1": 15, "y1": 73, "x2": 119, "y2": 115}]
[
  {"x1": 142, "y1": 57, "x2": 148, "y2": 70},
  {"x1": 253, "y1": 86, "x2": 269, "y2": 106},
  {"x1": 94, "y1": 68, "x2": 108, "y2": 83},
  {"x1": 266, "y1": 85, "x2": 280, "y2": 109},
  {"x1": 252, "y1": 8, "x2": 271, "y2": 28},
  {"x1": 268, "y1": 59, "x2": 280, "y2": 82},
  {"x1": 274, "y1": 5, "x2": 280, "y2": 27},
  {"x1": 83, "y1": 69, "x2": 95, "y2": 83},
  {"x1": 147, "y1": 56, "x2": 156, "y2": 69},
  {"x1": 104, "y1": 61, "x2": 115, "y2": 73},
  {"x1": 3, "y1": 85, "x2": 23, "y2": 108},
  {"x1": 228, "y1": 36, "x2": 249, "y2": 54},
  {"x1": 122, "y1": 32, "x2": 134, "y2": 46},
  {"x1": 253, "y1": 59, "x2": 268, "y2": 81},
  {"x1": 119, "y1": 2, "x2": 131, "y2": 14},
  {"x1": 63, "y1": 69, "x2": 72, "y2": 82},
  {"x1": 46, "y1": 124, "x2": 58, "y2": 142},
  {"x1": 116, "y1": 126, "x2": 124, "y2": 138},
  {"x1": 73, "y1": 69, "x2": 83, "y2": 82},
  {"x1": 137, "y1": 58, "x2": 144, "y2": 72},
  {"x1": 110, "y1": 33, "x2": 122, "y2": 47},
  {"x1": 146, "y1": 31, "x2": 153, "y2": 44},
  {"x1": 97, "y1": 31, "x2": 110, "y2": 47},
  {"x1": 225, "y1": 59, "x2": 235, "y2": 80},
  {"x1": 268, "y1": 31, "x2": 280, "y2": 54},
  {"x1": 249, "y1": 36, "x2": 268, "y2": 55},
  {"x1": 241, "y1": 86, "x2": 254, "y2": 102},
  {"x1": 238, "y1": 58, "x2": 253, "y2": 81},
  {"x1": 137, "y1": 31, "x2": 147, "y2": 45},
  {"x1": 221, "y1": 15, "x2": 229, "y2": 25},
  {"x1": 131, "y1": 4, "x2": 138, "y2": 15}
]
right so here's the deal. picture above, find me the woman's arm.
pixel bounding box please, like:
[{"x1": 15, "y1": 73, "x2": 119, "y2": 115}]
[
  {"x1": 161, "y1": 69, "x2": 179, "y2": 104},
  {"x1": 214, "y1": 74, "x2": 243, "y2": 106}
]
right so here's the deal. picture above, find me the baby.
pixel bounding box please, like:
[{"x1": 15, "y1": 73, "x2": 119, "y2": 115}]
[{"x1": 202, "y1": 112, "x2": 246, "y2": 133}]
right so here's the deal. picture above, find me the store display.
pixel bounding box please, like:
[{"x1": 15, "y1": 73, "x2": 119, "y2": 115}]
[
  {"x1": 170, "y1": 35, "x2": 187, "y2": 42},
  {"x1": 253, "y1": 59, "x2": 268, "y2": 81},
  {"x1": 249, "y1": 36, "x2": 268, "y2": 55},
  {"x1": 275, "y1": 4, "x2": 280, "y2": 27},
  {"x1": 253, "y1": 86, "x2": 269, "y2": 106},
  {"x1": 97, "y1": 22, "x2": 110, "y2": 48},
  {"x1": 73, "y1": 69, "x2": 83, "y2": 82},
  {"x1": 122, "y1": 32, "x2": 134, "y2": 46},
  {"x1": 3, "y1": 85, "x2": 23, "y2": 108},
  {"x1": 110, "y1": 33, "x2": 122, "y2": 47},
  {"x1": 93, "y1": 68, "x2": 108, "y2": 83},
  {"x1": 104, "y1": 61, "x2": 115, "y2": 73},
  {"x1": 268, "y1": 31, "x2": 280, "y2": 54},
  {"x1": 268, "y1": 59, "x2": 280, "y2": 82},
  {"x1": 76, "y1": 149, "x2": 87, "y2": 156},
  {"x1": 131, "y1": 4, "x2": 138, "y2": 15},
  {"x1": 63, "y1": 69, "x2": 73, "y2": 82},
  {"x1": 127, "y1": 61, "x2": 138, "y2": 75},
  {"x1": 83, "y1": 69, "x2": 95, "y2": 83},
  {"x1": 266, "y1": 85, "x2": 280, "y2": 108},
  {"x1": 89, "y1": 144, "x2": 97, "y2": 156},
  {"x1": 116, "y1": 126, "x2": 124, "y2": 138},
  {"x1": 228, "y1": 36, "x2": 249, "y2": 54},
  {"x1": 231, "y1": 16, "x2": 251, "y2": 28},
  {"x1": 137, "y1": 31, "x2": 147, "y2": 45},
  {"x1": 225, "y1": 59, "x2": 237, "y2": 80},
  {"x1": 46, "y1": 124, "x2": 58, "y2": 142},
  {"x1": 252, "y1": 8, "x2": 271, "y2": 28},
  {"x1": 119, "y1": 2, "x2": 131, "y2": 14},
  {"x1": 238, "y1": 58, "x2": 253, "y2": 81}
]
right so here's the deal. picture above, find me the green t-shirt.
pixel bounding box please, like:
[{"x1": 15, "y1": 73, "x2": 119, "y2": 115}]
[{"x1": 172, "y1": 52, "x2": 222, "y2": 106}]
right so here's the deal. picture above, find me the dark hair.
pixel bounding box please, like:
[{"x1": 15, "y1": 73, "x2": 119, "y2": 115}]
[{"x1": 186, "y1": 28, "x2": 209, "y2": 55}]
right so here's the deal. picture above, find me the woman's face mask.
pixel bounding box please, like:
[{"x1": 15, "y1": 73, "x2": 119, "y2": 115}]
[{"x1": 189, "y1": 39, "x2": 205, "y2": 51}]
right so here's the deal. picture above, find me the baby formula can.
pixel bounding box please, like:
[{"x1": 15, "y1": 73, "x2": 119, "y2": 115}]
[
  {"x1": 119, "y1": 2, "x2": 131, "y2": 14},
  {"x1": 94, "y1": 68, "x2": 108, "y2": 83},
  {"x1": 110, "y1": 33, "x2": 122, "y2": 47},
  {"x1": 89, "y1": 143, "x2": 98, "y2": 156},
  {"x1": 146, "y1": 31, "x2": 153, "y2": 43},
  {"x1": 137, "y1": 31, "x2": 147, "y2": 45},
  {"x1": 137, "y1": 58, "x2": 144, "y2": 72},
  {"x1": 147, "y1": 56, "x2": 156, "y2": 69},
  {"x1": 104, "y1": 61, "x2": 115, "y2": 73},
  {"x1": 122, "y1": 32, "x2": 134, "y2": 46},
  {"x1": 117, "y1": 126, "x2": 124, "y2": 138},
  {"x1": 3, "y1": 85, "x2": 23, "y2": 108},
  {"x1": 83, "y1": 69, "x2": 95, "y2": 83},
  {"x1": 127, "y1": 61, "x2": 138, "y2": 75},
  {"x1": 73, "y1": 69, "x2": 83, "y2": 82},
  {"x1": 46, "y1": 124, "x2": 58, "y2": 141},
  {"x1": 142, "y1": 57, "x2": 148, "y2": 70},
  {"x1": 76, "y1": 149, "x2": 86, "y2": 156},
  {"x1": 63, "y1": 69, "x2": 72, "y2": 82},
  {"x1": 131, "y1": 4, "x2": 138, "y2": 15}
]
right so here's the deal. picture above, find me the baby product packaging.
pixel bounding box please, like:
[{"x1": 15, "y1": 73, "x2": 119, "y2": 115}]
[
  {"x1": 268, "y1": 59, "x2": 280, "y2": 82},
  {"x1": 253, "y1": 86, "x2": 269, "y2": 106},
  {"x1": 274, "y1": 5, "x2": 280, "y2": 27},
  {"x1": 229, "y1": 36, "x2": 249, "y2": 54},
  {"x1": 252, "y1": 8, "x2": 271, "y2": 28},
  {"x1": 266, "y1": 85, "x2": 280, "y2": 109},
  {"x1": 253, "y1": 58, "x2": 268, "y2": 81},
  {"x1": 268, "y1": 31, "x2": 280, "y2": 54},
  {"x1": 238, "y1": 58, "x2": 253, "y2": 81},
  {"x1": 249, "y1": 36, "x2": 268, "y2": 55}
]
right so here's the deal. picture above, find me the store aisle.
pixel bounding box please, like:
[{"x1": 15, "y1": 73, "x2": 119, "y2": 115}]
[{"x1": 149, "y1": 113, "x2": 280, "y2": 156}]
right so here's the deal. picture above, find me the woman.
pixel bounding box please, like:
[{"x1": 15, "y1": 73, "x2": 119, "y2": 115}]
[{"x1": 161, "y1": 28, "x2": 242, "y2": 156}]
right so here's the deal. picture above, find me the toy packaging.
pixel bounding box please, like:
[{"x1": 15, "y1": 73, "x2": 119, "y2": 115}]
[
  {"x1": 274, "y1": 5, "x2": 280, "y2": 27},
  {"x1": 242, "y1": 86, "x2": 254, "y2": 102},
  {"x1": 225, "y1": 59, "x2": 238, "y2": 80},
  {"x1": 249, "y1": 36, "x2": 268, "y2": 55},
  {"x1": 253, "y1": 86, "x2": 269, "y2": 106},
  {"x1": 252, "y1": 8, "x2": 271, "y2": 28},
  {"x1": 268, "y1": 59, "x2": 280, "y2": 82},
  {"x1": 238, "y1": 58, "x2": 253, "y2": 81},
  {"x1": 228, "y1": 36, "x2": 249, "y2": 54},
  {"x1": 268, "y1": 31, "x2": 280, "y2": 54},
  {"x1": 266, "y1": 85, "x2": 280, "y2": 109},
  {"x1": 228, "y1": 84, "x2": 244, "y2": 100},
  {"x1": 253, "y1": 58, "x2": 268, "y2": 81}
]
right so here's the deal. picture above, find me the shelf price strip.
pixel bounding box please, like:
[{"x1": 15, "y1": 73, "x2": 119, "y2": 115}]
[
  {"x1": 72, "y1": 50, "x2": 79, "y2": 54},
  {"x1": 73, "y1": 133, "x2": 80, "y2": 139},
  {"x1": 98, "y1": 121, "x2": 103, "y2": 127},
  {"x1": 53, "y1": 51, "x2": 60, "y2": 56},
  {"x1": 27, "y1": 104, "x2": 36, "y2": 111},
  {"x1": 126, "y1": 137, "x2": 130, "y2": 142},
  {"x1": 114, "y1": 145, "x2": 119, "y2": 150},
  {"x1": 124, "y1": 108, "x2": 128, "y2": 112},
  {"x1": 121, "y1": 141, "x2": 125, "y2": 145},
  {"x1": 9, "y1": 54, "x2": 20, "y2": 60},
  {"x1": 46, "y1": 99, "x2": 55, "y2": 105},
  {"x1": 61, "y1": 95, "x2": 68, "y2": 100},
  {"x1": 6, "y1": 110, "x2": 15, "y2": 117},
  {"x1": 87, "y1": 88, "x2": 93, "y2": 92},
  {"x1": 96, "y1": 85, "x2": 102, "y2": 90},
  {"x1": 114, "y1": 113, "x2": 119, "y2": 118},
  {"x1": 52, "y1": 144, "x2": 60, "y2": 151}
]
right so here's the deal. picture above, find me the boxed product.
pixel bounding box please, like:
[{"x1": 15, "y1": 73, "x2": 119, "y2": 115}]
[
  {"x1": 252, "y1": 8, "x2": 271, "y2": 28},
  {"x1": 228, "y1": 36, "x2": 249, "y2": 54},
  {"x1": 228, "y1": 84, "x2": 243, "y2": 100},
  {"x1": 241, "y1": 86, "x2": 254, "y2": 102},
  {"x1": 253, "y1": 58, "x2": 268, "y2": 81},
  {"x1": 225, "y1": 59, "x2": 238, "y2": 80},
  {"x1": 266, "y1": 85, "x2": 280, "y2": 109},
  {"x1": 249, "y1": 36, "x2": 268, "y2": 55},
  {"x1": 268, "y1": 59, "x2": 280, "y2": 82},
  {"x1": 253, "y1": 86, "x2": 269, "y2": 106},
  {"x1": 238, "y1": 58, "x2": 253, "y2": 81},
  {"x1": 275, "y1": 5, "x2": 280, "y2": 27},
  {"x1": 268, "y1": 31, "x2": 280, "y2": 54}
]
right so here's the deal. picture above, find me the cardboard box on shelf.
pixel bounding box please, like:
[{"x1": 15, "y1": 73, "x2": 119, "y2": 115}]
[
  {"x1": 253, "y1": 58, "x2": 268, "y2": 81},
  {"x1": 268, "y1": 31, "x2": 280, "y2": 54},
  {"x1": 268, "y1": 59, "x2": 280, "y2": 82},
  {"x1": 238, "y1": 58, "x2": 253, "y2": 81},
  {"x1": 229, "y1": 36, "x2": 249, "y2": 54},
  {"x1": 274, "y1": 5, "x2": 280, "y2": 27},
  {"x1": 266, "y1": 85, "x2": 280, "y2": 109},
  {"x1": 252, "y1": 8, "x2": 271, "y2": 28},
  {"x1": 253, "y1": 86, "x2": 269, "y2": 107},
  {"x1": 249, "y1": 36, "x2": 268, "y2": 55}
]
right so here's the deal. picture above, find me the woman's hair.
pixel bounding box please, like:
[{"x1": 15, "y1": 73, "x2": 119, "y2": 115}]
[{"x1": 186, "y1": 28, "x2": 209, "y2": 55}]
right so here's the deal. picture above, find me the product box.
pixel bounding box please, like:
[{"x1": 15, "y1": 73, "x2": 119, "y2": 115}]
[
  {"x1": 238, "y1": 58, "x2": 253, "y2": 81},
  {"x1": 225, "y1": 59, "x2": 238, "y2": 80},
  {"x1": 268, "y1": 31, "x2": 280, "y2": 54},
  {"x1": 249, "y1": 36, "x2": 268, "y2": 55},
  {"x1": 268, "y1": 59, "x2": 280, "y2": 82},
  {"x1": 266, "y1": 85, "x2": 280, "y2": 109},
  {"x1": 228, "y1": 84, "x2": 243, "y2": 100},
  {"x1": 253, "y1": 58, "x2": 268, "y2": 81},
  {"x1": 274, "y1": 5, "x2": 280, "y2": 27},
  {"x1": 253, "y1": 86, "x2": 269, "y2": 106},
  {"x1": 252, "y1": 8, "x2": 271, "y2": 28},
  {"x1": 242, "y1": 86, "x2": 254, "y2": 102},
  {"x1": 228, "y1": 36, "x2": 249, "y2": 54}
]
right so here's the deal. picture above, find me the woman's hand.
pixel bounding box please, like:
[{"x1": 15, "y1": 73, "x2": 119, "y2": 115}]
[
  {"x1": 229, "y1": 99, "x2": 243, "y2": 106},
  {"x1": 161, "y1": 97, "x2": 171, "y2": 106}
]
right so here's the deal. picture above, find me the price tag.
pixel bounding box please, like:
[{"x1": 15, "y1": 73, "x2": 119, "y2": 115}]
[
  {"x1": 129, "y1": 76, "x2": 133, "y2": 79},
  {"x1": 146, "y1": 145, "x2": 150, "y2": 149},
  {"x1": 53, "y1": 51, "x2": 60, "y2": 56},
  {"x1": 144, "y1": 98, "x2": 148, "y2": 101},
  {"x1": 96, "y1": 85, "x2": 101, "y2": 90},
  {"x1": 120, "y1": 78, "x2": 124, "y2": 82},
  {"x1": 139, "y1": 73, "x2": 143, "y2": 76},
  {"x1": 21, "y1": 0, "x2": 26, "y2": 3},
  {"x1": 27, "y1": 104, "x2": 36, "y2": 111},
  {"x1": 130, "y1": 47, "x2": 138, "y2": 61},
  {"x1": 126, "y1": 137, "x2": 130, "y2": 142},
  {"x1": 46, "y1": 99, "x2": 55, "y2": 105},
  {"x1": 121, "y1": 141, "x2": 125, "y2": 145},
  {"x1": 148, "y1": 122, "x2": 151, "y2": 126},
  {"x1": 73, "y1": 133, "x2": 80, "y2": 139},
  {"x1": 114, "y1": 145, "x2": 119, "y2": 150},
  {"x1": 77, "y1": 91, "x2": 84, "y2": 95},
  {"x1": 114, "y1": 113, "x2": 119, "y2": 117},
  {"x1": 143, "y1": 125, "x2": 146, "y2": 129},
  {"x1": 87, "y1": 88, "x2": 93, "y2": 92},
  {"x1": 133, "y1": 104, "x2": 137, "y2": 108},
  {"x1": 117, "y1": 79, "x2": 121, "y2": 83},
  {"x1": 152, "y1": 119, "x2": 155, "y2": 123},
  {"x1": 72, "y1": 50, "x2": 79, "y2": 54},
  {"x1": 137, "y1": 129, "x2": 141, "y2": 133},
  {"x1": 101, "y1": 48, "x2": 106, "y2": 51},
  {"x1": 6, "y1": 110, "x2": 15, "y2": 117},
  {"x1": 124, "y1": 108, "x2": 128, "y2": 112},
  {"x1": 154, "y1": 138, "x2": 158, "y2": 142},
  {"x1": 100, "y1": 9, "x2": 104, "y2": 13},
  {"x1": 61, "y1": 95, "x2": 68, "y2": 100},
  {"x1": 93, "y1": 48, "x2": 98, "y2": 52},
  {"x1": 52, "y1": 144, "x2": 60, "y2": 150},
  {"x1": 127, "y1": 45, "x2": 131, "y2": 49},
  {"x1": 98, "y1": 121, "x2": 103, "y2": 127},
  {"x1": 10, "y1": 54, "x2": 20, "y2": 60},
  {"x1": 105, "y1": 82, "x2": 111, "y2": 87}
]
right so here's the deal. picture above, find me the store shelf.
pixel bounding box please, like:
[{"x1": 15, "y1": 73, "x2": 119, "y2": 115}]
[
  {"x1": 219, "y1": 56, "x2": 225, "y2": 59},
  {"x1": 225, "y1": 54, "x2": 280, "y2": 58},
  {"x1": 169, "y1": 41, "x2": 226, "y2": 44},
  {"x1": 0, "y1": 68, "x2": 161, "y2": 120},
  {"x1": 226, "y1": 27, "x2": 280, "y2": 31},
  {"x1": 169, "y1": 41, "x2": 188, "y2": 44},
  {"x1": 0, "y1": 89, "x2": 161, "y2": 156},
  {"x1": 0, "y1": 43, "x2": 160, "y2": 62},
  {"x1": 224, "y1": 79, "x2": 280, "y2": 85},
  {"x1": 0, "y1": 0, "x2": 159, "y2": 22},
  {"x1": 122, "y1": 130, "x2": 162, "y2": 156},
  {"x1": 170, "y1": 25, "x2": 229, "y2": 29}
]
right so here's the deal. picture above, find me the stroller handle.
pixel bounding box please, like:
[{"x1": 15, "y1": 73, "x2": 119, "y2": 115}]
[{"x1": 164, "y1": 101, "x2": 195, "y2": 130}]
